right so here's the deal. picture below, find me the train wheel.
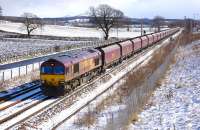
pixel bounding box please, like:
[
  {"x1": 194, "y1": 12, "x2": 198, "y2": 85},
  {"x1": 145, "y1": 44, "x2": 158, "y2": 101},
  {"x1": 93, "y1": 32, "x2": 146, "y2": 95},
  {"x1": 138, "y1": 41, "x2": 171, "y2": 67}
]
[
  {"x1": 64, "y1": 85, "x2": 69, "y2": 93},
  {"x1": 79, "y1": 78, "x2": 83, "y2": 85}
]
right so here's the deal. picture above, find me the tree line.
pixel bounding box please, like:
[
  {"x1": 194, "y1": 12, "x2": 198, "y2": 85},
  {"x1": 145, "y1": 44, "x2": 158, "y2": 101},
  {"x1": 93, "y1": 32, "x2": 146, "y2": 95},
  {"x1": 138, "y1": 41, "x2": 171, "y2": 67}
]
[{"x1": 0, "y1": 4, "x2": 181, "y2": 40}]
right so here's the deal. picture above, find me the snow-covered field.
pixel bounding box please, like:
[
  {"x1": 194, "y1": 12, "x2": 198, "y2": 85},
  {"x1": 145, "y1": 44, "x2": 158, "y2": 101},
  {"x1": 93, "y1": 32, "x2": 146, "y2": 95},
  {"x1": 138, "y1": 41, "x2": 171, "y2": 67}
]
[
  {"x1": 129, "y1": 41, "x2": 200, "y2": 130},
  {"x1": 0, "y1": 38, "x2": 92, "y2": 62},
  {"x1": 0, "y1": 21, "x2": 152, "y2": 38}
]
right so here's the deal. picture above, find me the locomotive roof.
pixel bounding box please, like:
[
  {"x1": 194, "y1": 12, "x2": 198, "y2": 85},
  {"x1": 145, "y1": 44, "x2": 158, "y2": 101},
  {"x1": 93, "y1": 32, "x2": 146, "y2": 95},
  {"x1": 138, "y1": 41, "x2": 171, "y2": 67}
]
[{"x1": 44, "y1": 48, "x2": 101, "y2": 66}]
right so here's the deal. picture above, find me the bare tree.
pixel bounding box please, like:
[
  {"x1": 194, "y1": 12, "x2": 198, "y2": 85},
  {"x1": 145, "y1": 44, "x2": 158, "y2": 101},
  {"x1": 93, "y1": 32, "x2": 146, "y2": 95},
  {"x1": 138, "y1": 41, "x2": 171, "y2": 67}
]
[
  {"x1": 0, "y1": 6, "x2": 2, "y2": 25},
  {"x1": 0, "y1": 6, "x2": 2, "y2": 16},
  {"x1": 152, "y1": 16, "x2": 165, "y2": 32},
  {"x1": 89, "y1": 4, "x2": 124, "y2": 40},
  {"x1": 21, "y1": 13, "x2": 44, "y2": 37},
  {"x1": 0, "y1": 6, "x2": 3, "y2": 22}
]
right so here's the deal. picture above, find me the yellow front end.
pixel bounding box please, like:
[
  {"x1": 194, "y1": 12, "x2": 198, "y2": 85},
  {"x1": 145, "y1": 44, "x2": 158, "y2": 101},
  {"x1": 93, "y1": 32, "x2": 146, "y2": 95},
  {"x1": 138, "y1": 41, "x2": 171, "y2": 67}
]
[
  {"x1": 41, "y1": 74, "x2": 65, "y2": 86},
  {"x1": 40, "y1": 74, "x2": 65, "y2": 96}
]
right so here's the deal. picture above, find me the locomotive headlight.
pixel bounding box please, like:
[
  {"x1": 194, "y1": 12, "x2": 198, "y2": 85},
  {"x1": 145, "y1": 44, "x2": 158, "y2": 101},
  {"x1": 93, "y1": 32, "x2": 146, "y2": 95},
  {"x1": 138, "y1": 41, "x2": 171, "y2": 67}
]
[
  {"x1": 59, "y1": 80, "x2": 65, "y2": 84},
  {"x1": 41, "y1": 80, "x2": 45, "y2": 84}
]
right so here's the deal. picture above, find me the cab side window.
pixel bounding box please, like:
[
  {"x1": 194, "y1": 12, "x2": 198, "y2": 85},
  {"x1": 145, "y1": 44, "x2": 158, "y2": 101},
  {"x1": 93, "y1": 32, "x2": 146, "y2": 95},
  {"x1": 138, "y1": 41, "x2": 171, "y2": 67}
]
[
  {"x1": 94, "y1": 58, "x2": 99, "y2": 66},
  {"x1": 74, "y1": 63, "x2": 79, "y2": 73}
]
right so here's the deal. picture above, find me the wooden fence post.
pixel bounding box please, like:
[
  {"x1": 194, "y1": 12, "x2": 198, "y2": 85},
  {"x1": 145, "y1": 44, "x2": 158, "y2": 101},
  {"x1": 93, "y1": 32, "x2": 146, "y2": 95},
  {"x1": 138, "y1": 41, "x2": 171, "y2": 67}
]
[
  {"x1": 2, "y1": 71, "x2": 4, "y2": 82},
  {"x1": 26, "y1": 65, "x2": 28, "y2": 75},
  {"x1": 32, "y1": 64, "x2": 34, "y2": 71},
  {"x1": 11, "y1": 69, "x2": 13, "y2": 79},
  {"x1": 19, "y1": 67, "x2": 20, "y2": 77}
]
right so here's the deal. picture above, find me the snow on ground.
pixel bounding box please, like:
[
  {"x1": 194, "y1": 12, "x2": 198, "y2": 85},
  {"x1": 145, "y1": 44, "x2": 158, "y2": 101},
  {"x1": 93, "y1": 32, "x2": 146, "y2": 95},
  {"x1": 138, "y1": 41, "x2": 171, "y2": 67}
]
[
  {"x1": 56, "y1": 78, "x2": 127, "y2": 130},
  {"x1": 0, "y1": 21, "x2": 151, "y2": 38},
  {"x1": 0, "y1": 97, "x2": 57, "y2": 130},
  {"x1": 129, "y1": 41, "x2": 200, "y2": 130},
  {"x1": 0, "y1": 88, "x2": 41, "y2": 108},
  {"x1": 0, "y1": 81, "x2": 36, "y2": 97},
  {"x1": 0, "y1": 93, "x2": 45, "y2": 122}
]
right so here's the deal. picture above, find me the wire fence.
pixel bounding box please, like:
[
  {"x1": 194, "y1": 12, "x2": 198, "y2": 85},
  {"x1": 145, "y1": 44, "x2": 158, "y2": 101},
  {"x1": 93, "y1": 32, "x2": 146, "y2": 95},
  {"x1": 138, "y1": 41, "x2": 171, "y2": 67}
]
[{"x1": 0, "y1": 61, "x2": 42, "y2": 83}]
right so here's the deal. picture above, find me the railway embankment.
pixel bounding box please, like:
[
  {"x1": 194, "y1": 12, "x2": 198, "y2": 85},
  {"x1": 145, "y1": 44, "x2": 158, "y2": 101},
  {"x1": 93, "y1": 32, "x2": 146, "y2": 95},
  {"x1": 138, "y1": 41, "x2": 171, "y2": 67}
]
[
  {"x1": 129, "y1": 36, "x2": 200, "y2": 129},
  {"x1": 100, "y1": 32, "x2": 199, "y2": 130}
]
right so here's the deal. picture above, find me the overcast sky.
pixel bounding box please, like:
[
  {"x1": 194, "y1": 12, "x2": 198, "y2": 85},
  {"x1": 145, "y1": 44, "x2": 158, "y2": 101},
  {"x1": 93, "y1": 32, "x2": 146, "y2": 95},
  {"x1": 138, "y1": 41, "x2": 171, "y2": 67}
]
[{"x1": 0, "y1": 0, "x2": 200, "y2": 19}]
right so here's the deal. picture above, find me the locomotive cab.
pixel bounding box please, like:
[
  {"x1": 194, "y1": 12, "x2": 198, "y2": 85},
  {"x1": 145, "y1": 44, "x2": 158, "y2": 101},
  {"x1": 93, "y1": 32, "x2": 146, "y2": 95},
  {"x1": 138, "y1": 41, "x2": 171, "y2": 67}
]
[{"x1": 40, "y1": 59, "x2": 66, "y2": 96}]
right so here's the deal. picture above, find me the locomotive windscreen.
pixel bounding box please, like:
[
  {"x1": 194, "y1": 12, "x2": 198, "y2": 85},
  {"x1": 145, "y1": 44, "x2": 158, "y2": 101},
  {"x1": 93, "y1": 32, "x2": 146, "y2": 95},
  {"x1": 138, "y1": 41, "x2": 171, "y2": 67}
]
[
  {"x1": 41, "y1": 65, "x2": 65, "y2": 75},
  {"x1": 41, "y1": 66, "x2": 53, "y2": 74}
]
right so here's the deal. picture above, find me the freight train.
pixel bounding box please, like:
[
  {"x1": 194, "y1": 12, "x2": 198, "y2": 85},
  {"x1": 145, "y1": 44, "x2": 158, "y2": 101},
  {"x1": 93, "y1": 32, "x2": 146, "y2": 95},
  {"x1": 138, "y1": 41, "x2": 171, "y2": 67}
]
[{"x1": 40, "y1": 28, "x2": 180, "y2": 96}]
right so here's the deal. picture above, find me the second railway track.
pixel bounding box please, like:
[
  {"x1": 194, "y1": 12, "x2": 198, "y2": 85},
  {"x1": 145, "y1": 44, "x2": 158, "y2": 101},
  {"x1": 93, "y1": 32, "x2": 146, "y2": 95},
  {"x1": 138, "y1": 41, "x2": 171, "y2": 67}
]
[{"x1": 0, "y1": 80, "x2": 41, "y2": 103}]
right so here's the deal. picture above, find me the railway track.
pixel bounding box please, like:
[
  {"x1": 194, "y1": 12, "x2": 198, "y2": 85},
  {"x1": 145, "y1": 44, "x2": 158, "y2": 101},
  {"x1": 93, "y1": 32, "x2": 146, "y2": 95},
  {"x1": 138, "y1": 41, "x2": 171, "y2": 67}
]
[
  {"x1": 0, "y1": 88, "x2": 41, "y2": 111},
  {"x1": 0, "y1": 31, "x2": 181, "y2": 129},
  {"x1": 0, "y1": 80, "x2": 48, "y2": 125},
  {"x1": 0, "y1": 80, "x2": 40, "y2": 103},
  {"x1": 0, "y1": 92, "x2": 47, "y2": 124}
]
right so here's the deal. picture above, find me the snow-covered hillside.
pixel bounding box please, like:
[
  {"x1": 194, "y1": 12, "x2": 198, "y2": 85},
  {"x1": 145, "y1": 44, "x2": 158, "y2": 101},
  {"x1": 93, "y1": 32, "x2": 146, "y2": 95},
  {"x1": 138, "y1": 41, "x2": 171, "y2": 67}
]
[
  {"x1": 129, "y1": 41, "x2": 200, "y2": 130},
  {"x1": 0, "y1": 21, "x2": 152, "y2": 38}
]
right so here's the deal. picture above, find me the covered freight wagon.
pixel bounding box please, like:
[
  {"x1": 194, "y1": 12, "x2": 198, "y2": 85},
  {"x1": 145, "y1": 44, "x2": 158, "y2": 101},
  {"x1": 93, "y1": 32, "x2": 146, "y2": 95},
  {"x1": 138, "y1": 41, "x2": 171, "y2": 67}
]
[
  {"x1": 132, "y1": 38, "x2": 142, "y2": 52},
  {"x1": 98, "y1": 44, "x2": 121, "y2": 68},
  {"x1": 152, "y1": 33, "x2": 159, "y2": 43},
  {"x1": 140, "y1": 36, "x2": 149, "y2": 48},
  {"x1": 118, "y1": 40, "x2": 133, "y2": 59},
  {"x1": 146, "y1": 34, "x2": 154, "y2": 45}
]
